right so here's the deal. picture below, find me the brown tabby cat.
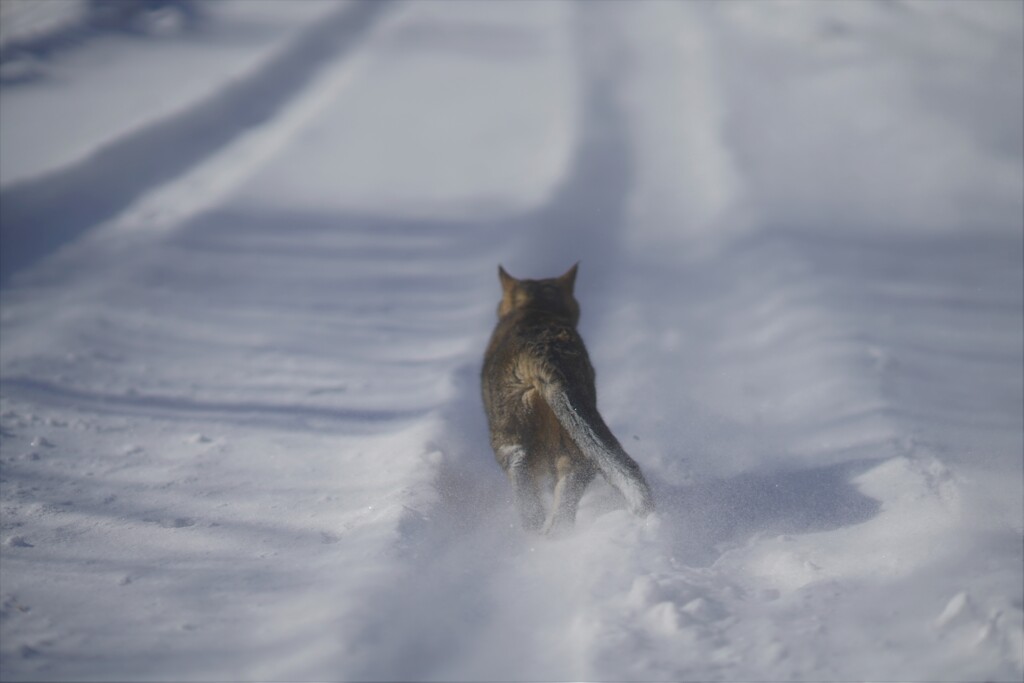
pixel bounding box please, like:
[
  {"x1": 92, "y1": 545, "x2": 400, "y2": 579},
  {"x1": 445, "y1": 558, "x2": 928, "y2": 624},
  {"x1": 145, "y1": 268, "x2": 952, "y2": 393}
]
[{"x1": 481, "y1": 264, "x2": 654, "y2": 533}]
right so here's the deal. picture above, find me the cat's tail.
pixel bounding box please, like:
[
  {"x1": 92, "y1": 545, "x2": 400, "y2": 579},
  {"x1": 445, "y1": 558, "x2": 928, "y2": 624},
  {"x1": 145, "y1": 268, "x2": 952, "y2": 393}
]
[{"x1": 543, "y1": 382, "x2": 655, "y2": 517}]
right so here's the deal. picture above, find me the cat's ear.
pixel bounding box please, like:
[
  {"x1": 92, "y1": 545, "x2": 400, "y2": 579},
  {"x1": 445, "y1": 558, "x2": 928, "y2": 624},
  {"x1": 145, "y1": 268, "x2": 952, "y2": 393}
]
[
  {"x1": 498, "y1": 265, "x2": 517, "y2": 293},
  {"x1": 558, "y1": 262, "x2": 579, "y2": 293}
]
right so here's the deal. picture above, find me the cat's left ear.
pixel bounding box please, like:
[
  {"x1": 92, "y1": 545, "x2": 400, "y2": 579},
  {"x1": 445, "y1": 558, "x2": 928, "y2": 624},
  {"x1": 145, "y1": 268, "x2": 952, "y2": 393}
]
[
  {"x1": 559, "y1": 262, "x2": 579, "y2": 293},
  {"x1": 498, "y1": 265, "x2": 517, "y2": 293}
]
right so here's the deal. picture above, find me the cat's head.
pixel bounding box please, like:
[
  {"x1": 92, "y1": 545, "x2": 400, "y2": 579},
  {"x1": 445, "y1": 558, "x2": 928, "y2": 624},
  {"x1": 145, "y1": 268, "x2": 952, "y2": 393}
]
[{"x1": 497, "y1": 263, "x2": 580, "y2": 324}]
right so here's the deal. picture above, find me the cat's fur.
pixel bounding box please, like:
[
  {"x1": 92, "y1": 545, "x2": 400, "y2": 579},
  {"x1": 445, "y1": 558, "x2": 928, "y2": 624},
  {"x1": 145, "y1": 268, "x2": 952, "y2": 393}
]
[{"x1": 481, "y1": 264, "x2": 654, "y2": 533}]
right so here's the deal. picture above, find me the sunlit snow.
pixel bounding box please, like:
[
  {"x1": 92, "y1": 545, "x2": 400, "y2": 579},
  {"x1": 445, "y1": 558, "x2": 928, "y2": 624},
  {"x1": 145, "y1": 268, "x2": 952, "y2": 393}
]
[{"x1": 1, "y1": 1, "x2": 1021, "y2": 680}]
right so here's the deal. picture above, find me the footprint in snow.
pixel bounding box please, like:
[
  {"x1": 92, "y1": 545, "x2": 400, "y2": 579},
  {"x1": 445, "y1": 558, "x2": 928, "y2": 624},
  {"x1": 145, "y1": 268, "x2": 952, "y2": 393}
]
[
  {"x1": 160, "y1": 517, "x2": 196, "y2": 529},
  {"x1": 5, "y1": 536, "x2": 34, "y2": 548},
  {"x1": 17, "y1": 639, "x2": 52, "y2": 659},
  {"x1": 0, "y1": 595, "x2": 32, "y2": 617},
  {"x1": 935, "y1": 591, "x2": 976, "y2": 630}
]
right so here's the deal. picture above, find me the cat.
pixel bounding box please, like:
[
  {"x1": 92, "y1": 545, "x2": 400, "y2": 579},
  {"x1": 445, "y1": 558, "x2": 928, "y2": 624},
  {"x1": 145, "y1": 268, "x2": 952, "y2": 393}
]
[{"x1": 481, "y1": 264, "x2": 654, "y2": 533}]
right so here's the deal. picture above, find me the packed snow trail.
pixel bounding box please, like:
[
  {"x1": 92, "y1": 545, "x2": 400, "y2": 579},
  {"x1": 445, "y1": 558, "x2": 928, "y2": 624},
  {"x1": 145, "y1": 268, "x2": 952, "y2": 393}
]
[
  {"x1": 2, "y1": 1, "x2": 1022, "y2": 681},
  {"x1": 2, "y1": 1, "x2": 576, "y2": 679}
]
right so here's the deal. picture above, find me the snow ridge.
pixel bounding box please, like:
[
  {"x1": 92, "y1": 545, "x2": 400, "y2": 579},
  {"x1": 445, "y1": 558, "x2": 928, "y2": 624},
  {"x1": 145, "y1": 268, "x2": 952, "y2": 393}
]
[{"x1": 0, "y1": 0, "x2": 392, "y2": 284}]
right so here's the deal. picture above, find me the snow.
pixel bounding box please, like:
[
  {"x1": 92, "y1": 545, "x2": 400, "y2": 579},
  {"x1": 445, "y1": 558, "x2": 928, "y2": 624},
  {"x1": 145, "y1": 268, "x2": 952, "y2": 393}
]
[
  {"x1": 1, "y1": 0, "x2": 1021, "y2": 681},
  {"x1": 0, "y1": 1, "x2": 345, "y2": 186}
]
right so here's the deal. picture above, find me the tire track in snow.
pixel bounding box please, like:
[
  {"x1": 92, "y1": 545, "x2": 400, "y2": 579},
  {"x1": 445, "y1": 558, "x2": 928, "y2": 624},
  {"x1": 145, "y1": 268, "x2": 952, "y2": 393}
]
[
  {"x1": 588, "y1": 3, "x2": 1022, "y2": 676},
  {"x1": 0, "y1": 0, "x2": 395, "y2": 285},
  {"x1": 0, "y1": 204, "x2": 505, "y2": 680},
  {"x1": 0, "y1": 376, "x2": 430, "y2": 430},
  {"x1": 339, "y1": 1, "x2": 1021, "y2": 679},
  {"x1": 330, "y1": 4, "x2": 651, "y2": 680},
  {"x1": 2, "y1": 0, "x2": 1016, "y2": 679}
]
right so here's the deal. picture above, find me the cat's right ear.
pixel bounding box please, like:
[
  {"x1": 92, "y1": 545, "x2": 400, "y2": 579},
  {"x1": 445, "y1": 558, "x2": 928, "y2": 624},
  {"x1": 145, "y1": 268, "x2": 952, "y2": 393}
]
[
  {"x1": 498, "y1": 265, "x2": 517, "y2": 293},
  {"x1": 558, "y1": 262, "x2": 579, "y2": 293}
]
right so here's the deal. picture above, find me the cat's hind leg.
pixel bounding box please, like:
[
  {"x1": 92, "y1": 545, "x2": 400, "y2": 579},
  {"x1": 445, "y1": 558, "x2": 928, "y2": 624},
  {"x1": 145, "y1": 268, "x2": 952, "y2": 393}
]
[
  {"x1": 499, "y1": 444, "x2": 545, "y2": 532},
  {"x1": 543, "y1": 455, "x2": 596, "y2": 535}
]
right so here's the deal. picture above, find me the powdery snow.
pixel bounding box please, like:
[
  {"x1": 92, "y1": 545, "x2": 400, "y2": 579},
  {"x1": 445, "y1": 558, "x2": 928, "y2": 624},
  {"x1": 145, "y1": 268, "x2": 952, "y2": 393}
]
[{"x1": 1, "y1": 1, "x2": 1021, "y2": 681}]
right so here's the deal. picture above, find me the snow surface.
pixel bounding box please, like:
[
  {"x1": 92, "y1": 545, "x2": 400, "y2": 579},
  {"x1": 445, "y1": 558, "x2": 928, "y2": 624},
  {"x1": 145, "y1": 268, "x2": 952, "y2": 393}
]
[{"x1": 1, "y1": 0, "x2": 1022, "y2": 681}]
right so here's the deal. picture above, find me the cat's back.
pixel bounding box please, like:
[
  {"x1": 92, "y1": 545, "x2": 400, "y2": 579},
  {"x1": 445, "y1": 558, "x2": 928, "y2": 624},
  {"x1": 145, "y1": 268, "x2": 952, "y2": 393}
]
[
  {"x1": 486, "y1": 309, "x2": 576, "y2": 362},
  {"x1": 482, "y1": 310, "x2": 592, "y2": 397}
]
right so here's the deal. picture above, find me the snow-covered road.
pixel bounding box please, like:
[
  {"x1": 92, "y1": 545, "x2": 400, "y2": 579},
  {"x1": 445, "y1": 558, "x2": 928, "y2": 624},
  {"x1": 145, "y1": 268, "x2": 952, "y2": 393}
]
[{"x1": 1, "y1": 1, "x2": 1022, "y2": 680}]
